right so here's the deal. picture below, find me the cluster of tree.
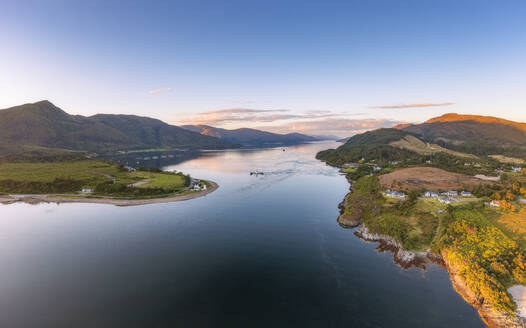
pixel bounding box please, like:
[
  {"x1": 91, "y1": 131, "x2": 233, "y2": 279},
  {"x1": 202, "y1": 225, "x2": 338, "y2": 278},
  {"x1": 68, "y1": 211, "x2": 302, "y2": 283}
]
[
  {"x1": 436, "y1": 208, "x2": 526, "y2": 314},
  {"x1": 0, "y1": 178, "x2": 84, "y2": 194},
  {"x1": 439, "y1": 140, "x2": 526, "y2": 160},
  {"x1": 94, "y1": 181, "x2": 182, "y2": 197}
]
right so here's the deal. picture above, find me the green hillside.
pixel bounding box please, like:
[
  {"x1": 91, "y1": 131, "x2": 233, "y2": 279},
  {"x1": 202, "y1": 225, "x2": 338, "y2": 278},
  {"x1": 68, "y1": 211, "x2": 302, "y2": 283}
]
[
  {"x1": 399, "y1": 113, "x2": 526, "y2": 158},
  {"x1": 0, "y1": 101, "x2": 236, "y2": 154}
]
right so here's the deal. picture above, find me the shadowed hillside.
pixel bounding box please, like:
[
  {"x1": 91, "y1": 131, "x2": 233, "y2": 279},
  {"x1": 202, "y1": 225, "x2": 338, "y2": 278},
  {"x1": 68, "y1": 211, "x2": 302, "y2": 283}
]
[
  {"x1": 182, "y1": 124, "x2": 321, "y2": 146},
  {"x1": 0, "y1": 101, "x2": 236, "y2": 154}
]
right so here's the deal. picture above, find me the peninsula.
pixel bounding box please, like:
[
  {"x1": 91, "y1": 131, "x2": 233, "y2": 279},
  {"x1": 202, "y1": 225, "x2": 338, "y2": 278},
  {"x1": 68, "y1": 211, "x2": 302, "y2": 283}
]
[
  {"x1": 0, "y1": 159, "x2": 218, "y2": 207},
  {"x1": 317, "y1": 115, "x2": 526, "y2": 328}
]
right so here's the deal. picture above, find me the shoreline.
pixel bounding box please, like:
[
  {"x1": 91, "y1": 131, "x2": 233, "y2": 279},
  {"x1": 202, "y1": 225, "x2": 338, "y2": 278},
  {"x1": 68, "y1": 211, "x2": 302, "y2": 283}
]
[
  {"x1": 337, "y1": 185, "x2": 526, "y2": 328},
  {"x1": 0, "y1": 181, "x2": 219, "y2": 207}
]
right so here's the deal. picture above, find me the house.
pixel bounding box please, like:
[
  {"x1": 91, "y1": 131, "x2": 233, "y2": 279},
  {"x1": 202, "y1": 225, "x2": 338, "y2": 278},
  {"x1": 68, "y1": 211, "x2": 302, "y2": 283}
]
[
  {"x1": 424, "y1": 191, "x2": 439, "y2": 198},
  {"x1": 192, "y1": 184, "x2": 201, "y2": 191},
  {"x1": 384, "y1": 190, "x2": 406, "y2": 199},
  {"x1": 373, "y1": 165, "x2": 382, "y2": 171},
  {"x1": 123, "y1": 166, "x2": 136, "y2": 172},
  {"x1": 439, "y1": 197, "x2": 458, "y2": 204},
  {"x1": 460, "y1": 191, "x2": 473, "y2": 197},
  {"x1": 389, "y1": 161, "x2": 399, "y2": 165},
  {"x1": 512, "y1": 167, "x2": 522, "y2": 173},
  {"x1": 81, "y1": 188, "x2": 93, "y2": 194},
  {"x1": 490, "y1": 200, "x2": 500, "y2": 207},
  {"x1": 447, "y1": 190, "x2": 458, "y2": 197},
  {"x1": 342, "y1": 163, "x2": 359, "y2": 169}
]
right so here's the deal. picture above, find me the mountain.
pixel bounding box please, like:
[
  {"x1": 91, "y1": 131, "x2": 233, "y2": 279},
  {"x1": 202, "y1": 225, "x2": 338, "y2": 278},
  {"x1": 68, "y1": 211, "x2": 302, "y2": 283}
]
[
  {"x1": 317, "y1": 113, "x2": 526, "y2": 167},
  {"x1": 0, "y1": 101, "x2": 236, "y2": 154},
  {"x1": 397, "y1": 113, "x2": 526, "y2": 157},
  {"x1": 181, "y1": 124, "x2": 321, "y2": 147}
]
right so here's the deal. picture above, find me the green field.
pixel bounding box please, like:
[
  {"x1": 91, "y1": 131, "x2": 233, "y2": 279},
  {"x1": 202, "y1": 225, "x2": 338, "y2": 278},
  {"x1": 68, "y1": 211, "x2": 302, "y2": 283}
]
[
  {"x1": 129, "y1": 171, "x2": 186, "y2": 189},
  {"x1": 0, "y1": 160, "x2": 189, "y2": 197}
]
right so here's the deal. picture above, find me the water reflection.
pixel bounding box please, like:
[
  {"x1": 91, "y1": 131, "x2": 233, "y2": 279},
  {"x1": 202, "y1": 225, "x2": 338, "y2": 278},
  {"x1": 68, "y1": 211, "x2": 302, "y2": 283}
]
[{"x1": 0, "y1": 141, "x2": 483, "y2": 328}]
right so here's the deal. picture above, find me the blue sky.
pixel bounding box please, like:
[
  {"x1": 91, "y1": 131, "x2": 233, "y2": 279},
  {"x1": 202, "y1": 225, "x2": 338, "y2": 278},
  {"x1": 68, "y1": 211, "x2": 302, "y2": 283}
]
[{"x1": 1, "y1": 0, "x2": 525, "y2": 136}]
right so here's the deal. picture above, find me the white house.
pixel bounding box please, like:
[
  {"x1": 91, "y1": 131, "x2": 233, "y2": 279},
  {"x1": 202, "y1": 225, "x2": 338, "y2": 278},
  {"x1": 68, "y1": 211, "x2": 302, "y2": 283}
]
[
  {"x1": 343, "y1": 163, "x2": 359, "y2": 169},
  {"x1": 424, "y1": 191, "x2": 439, "y2": 199},
  {"x1": 81, "y1": 188, "x2": 93, "y2": 194},
  {"x1": 373, "y1": 165, "x2": 382, "y2": 171},
  {"x1": 512, "y1": 167, "x2": 522, "y2": 173},
  {"x1": 384, "y1": 190, "x2": 406, "y2": 199},
  {"x1": 439, "y1": 197, "x2": 458, "y2": 204},
  {"x1": 490, "y1": 200, "x2": 501, "y2": 207},
  {"x1": 461, "y1": 191, "x2": 473, "y2": 197},
  {"x1": 447, "y1": 190, "x2": 458, "y2": 197}
]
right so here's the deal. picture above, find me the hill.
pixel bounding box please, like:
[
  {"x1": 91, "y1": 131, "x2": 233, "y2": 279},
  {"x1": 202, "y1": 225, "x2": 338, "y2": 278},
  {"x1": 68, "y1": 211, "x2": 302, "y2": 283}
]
[
  {"x1": 181, "y1": 124, "x2": 320, "y2": 147},
  {"x1": 316, "y1": 128, "x2": 419, "y2": 166},
  {"x1": 398, "y1": 113, "x2": 526, "y2": 158},
  {"x1": 0, "y1": 101, "x2": 236, "y2": 155}
]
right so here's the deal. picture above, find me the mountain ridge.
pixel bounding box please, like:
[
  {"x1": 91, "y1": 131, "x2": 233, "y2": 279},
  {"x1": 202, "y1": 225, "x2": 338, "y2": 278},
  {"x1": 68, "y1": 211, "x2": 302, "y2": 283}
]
[
  {"x1": 181, "y1": 124, "x2": 321, "y2": 146},
  {"x1": 0, "y1": 101, "x2": 236, "y2": 154}
]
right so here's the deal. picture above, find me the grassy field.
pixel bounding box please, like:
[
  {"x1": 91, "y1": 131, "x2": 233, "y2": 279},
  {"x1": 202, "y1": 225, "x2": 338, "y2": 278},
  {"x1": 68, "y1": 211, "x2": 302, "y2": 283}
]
[
  {"x1": 130, "y1": 171, "x2": 186, "y2": 189},
  {"x1": 486, "y1": 208, "x2": 526, "y2": 250},
  {"x1": 389, "y1": 135, "x2": 477, "y2": 159},
  {"x1": 0, "y1": 160, "x2": 188, "y2": 196}
]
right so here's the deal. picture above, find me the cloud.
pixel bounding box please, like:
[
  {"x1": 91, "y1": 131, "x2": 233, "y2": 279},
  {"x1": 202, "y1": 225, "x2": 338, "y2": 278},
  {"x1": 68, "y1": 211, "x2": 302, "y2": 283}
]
[
  {"x1": 176, "y1": 108, "x2": 341, "y2": 125},
  {"x1": 148, "y1": 87, "x2": 172, "y2": 95},
  {"x1": 174, "y1": 108, "x2": 391, "y2": 137},
  {"x1": 257, "y1": 118, "x2": 400, "y2": 138},
  {"x1": 370, "y1": 102, "x2": 455, "y2": 109},
  {"x1": 198, "y1": 108, "x2": 289, "y2": 115}
]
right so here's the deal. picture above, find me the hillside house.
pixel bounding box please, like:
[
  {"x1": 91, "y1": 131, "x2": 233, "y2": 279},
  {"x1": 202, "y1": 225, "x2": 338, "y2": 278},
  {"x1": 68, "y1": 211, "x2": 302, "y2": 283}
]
[
  {"x1": 512, "y1": 167, "x2": 522, "y2": 173},
  {"x1": 384, "y1": 190, "x2": 406, "y2": 199},
  {"x1": 490, "y1": 200, "x2": 501, "y2": 207},
  {"x1": 447, "y1": 190, "x2": 458, "y2": 197},
  {"x1": 424, "y1": 191, "x2": 439, "y2": 199},
  {"x1": 461, "y1": 191, "x2": 473, "y2": 197},
  {"x1": 342, "y1": 163, "x2": 359, "y2": 169}
]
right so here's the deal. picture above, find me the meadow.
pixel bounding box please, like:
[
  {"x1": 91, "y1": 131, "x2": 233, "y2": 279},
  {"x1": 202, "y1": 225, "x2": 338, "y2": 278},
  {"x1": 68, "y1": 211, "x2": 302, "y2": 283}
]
[{"x1": 0, "y1": 160, "x2": 189, "y2": 196}]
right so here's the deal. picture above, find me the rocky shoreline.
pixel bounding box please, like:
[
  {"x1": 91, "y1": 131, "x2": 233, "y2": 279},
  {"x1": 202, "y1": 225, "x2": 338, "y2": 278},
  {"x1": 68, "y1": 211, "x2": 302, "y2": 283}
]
[{"x1": 337, "y1": 187, "x2": 526, "y2": 328}]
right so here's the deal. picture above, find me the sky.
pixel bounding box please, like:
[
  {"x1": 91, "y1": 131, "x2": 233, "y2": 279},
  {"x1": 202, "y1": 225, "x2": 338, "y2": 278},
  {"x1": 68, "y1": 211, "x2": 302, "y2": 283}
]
[{"x1": 1, "y1": 0, "x2": 525, "y2": 137}]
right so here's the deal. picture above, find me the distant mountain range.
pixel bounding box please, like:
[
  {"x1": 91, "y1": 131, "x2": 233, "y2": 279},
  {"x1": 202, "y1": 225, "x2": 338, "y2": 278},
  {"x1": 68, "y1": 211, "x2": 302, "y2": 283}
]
[
  {"x1": 0, "y1": 101, "x2": 236, "y2": 155},
  {"x1": 317, "y1": 113, "x2": 526, "y2": 166},
  {"x1": 181, "y1": 124, "x2": 325, "y2": 147}
]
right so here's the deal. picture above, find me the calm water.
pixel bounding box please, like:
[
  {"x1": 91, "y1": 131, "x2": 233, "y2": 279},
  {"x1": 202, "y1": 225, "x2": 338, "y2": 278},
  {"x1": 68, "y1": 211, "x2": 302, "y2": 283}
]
[{"x1": 0, "y1": 142, "x2": 483, "y2": 327}]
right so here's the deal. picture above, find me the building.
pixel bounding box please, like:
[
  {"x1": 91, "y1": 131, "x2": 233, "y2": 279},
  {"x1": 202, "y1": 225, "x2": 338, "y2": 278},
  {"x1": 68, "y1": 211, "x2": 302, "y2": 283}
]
[
  {"x1": 490, "y1": 200, "x2": 501, "y2": 207},
  {"x1": 373, "y1": 165, "x2": 382, "y2": 171},
  {"x1": 447, "y1": 190, "x2": 458, "y2": 197},
  {"x1": 424, "y1": 191, "x2": 439, "y2": 199},
  {"x1": 384, "y1": 190, "x2": 406, "y2": 199},
  {"x1": 512, "y1": 167, "x2": 522, "y2": 173},
  {"x1": 342, "y1": 163, "x2": 359, "y2": 169},
  {"x1": 81, "y1": 188, "x2": 93, "y2": 194},
  {"x1": 438, "y1": 197, "x2": 458, "y2": 204},
  {"x1": 460, "y1": 191, "x2": 473, "y2": 197}
]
